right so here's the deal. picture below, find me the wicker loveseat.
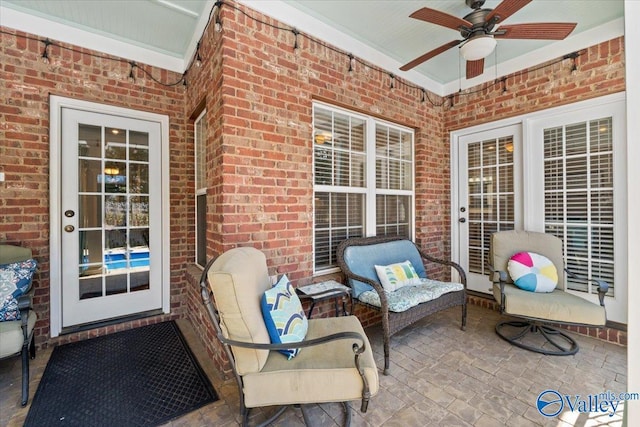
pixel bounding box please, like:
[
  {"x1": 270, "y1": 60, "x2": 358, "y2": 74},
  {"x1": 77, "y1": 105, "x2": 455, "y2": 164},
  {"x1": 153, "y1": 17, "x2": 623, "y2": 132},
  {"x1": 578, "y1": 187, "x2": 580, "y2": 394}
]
[{"x1": 337, "y1": 236, "x2": 467, "y2": 374}]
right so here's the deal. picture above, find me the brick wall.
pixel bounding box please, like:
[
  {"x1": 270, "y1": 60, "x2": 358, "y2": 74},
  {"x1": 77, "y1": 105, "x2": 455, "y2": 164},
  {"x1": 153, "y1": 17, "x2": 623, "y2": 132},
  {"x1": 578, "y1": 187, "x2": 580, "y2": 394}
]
[
  {"x1": 0, "y1": 28, "x2": 190, "y2": 347},
  {"x1": 444, "y1": 37, "x2": 625, "y2": 131},
  {"x1": 197, "y1": 2, "x2": 450, "y2": 280}
]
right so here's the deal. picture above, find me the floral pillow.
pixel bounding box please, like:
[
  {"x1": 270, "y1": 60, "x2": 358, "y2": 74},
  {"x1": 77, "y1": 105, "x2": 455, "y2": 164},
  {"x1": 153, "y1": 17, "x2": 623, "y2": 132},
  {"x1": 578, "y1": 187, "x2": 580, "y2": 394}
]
[
  {"x1": 0, "y1": 259, "x2": 37, "y2": 321},
  {"x1": 375, "y1": 260, "x2": 422, "y2": 293}
]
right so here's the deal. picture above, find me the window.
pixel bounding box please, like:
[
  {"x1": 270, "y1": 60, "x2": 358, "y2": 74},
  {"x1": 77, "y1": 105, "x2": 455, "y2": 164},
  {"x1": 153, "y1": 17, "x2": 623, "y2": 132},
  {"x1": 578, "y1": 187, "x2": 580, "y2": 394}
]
[
  {"x1": 313, "y1": 103, "x2": 414, "y2": 272},
  {"x1": 543, "y1": 117, "x2": 614, "y2": 294},
  {"x1": 526, "y1": 93, "x2": 626, "y2": 323},
  {"x1": 195, "y1": 110, "x2": 207, "y2": 267}
]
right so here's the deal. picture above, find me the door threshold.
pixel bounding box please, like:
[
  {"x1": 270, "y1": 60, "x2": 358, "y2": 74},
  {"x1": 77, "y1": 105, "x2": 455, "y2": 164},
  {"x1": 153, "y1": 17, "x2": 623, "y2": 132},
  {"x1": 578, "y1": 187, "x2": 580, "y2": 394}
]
[{"x1": 60, "y1": 309, "x2": 165, "y2": 336}]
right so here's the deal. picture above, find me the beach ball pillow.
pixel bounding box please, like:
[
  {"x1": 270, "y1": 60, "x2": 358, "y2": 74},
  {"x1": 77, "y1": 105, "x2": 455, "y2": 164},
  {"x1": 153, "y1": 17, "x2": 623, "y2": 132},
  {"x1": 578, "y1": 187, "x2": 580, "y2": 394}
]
[{"x1": 507, "y1": 252, "x2": 558, "y2": 293}]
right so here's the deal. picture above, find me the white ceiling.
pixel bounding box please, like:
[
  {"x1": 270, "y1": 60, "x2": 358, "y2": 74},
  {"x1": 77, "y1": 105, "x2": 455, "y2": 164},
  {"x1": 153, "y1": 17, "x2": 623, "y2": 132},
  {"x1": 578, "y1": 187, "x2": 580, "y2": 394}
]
[{"x1": 0, "y1": 0, "x2": 625, "y2": 95}]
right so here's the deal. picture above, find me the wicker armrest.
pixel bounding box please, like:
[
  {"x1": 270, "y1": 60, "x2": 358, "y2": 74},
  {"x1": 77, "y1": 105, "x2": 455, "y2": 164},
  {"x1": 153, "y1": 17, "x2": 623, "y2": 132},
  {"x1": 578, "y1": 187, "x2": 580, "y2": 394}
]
[{"x1": 417, "y1": 248, "x2": 467, "y2": 287}]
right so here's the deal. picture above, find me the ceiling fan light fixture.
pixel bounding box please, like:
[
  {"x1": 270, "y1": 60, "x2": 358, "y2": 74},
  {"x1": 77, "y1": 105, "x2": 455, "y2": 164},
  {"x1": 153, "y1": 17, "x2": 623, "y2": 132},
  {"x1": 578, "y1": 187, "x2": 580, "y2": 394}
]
[{"x1": 460, "y1": 35, "x2": 497, "y2": 61}]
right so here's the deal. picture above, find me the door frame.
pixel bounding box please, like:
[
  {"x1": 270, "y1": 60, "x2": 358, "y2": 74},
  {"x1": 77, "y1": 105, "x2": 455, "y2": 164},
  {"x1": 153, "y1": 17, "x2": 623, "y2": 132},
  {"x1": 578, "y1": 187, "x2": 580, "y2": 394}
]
[
  {"x1": 450, "y1": 91, "x2": 627, "y2": 323},
  {"x1": 455, "y1": 124, "x2": 523, "y2": 294},
  {"x1": 49, "y1": 95, "x2": 171, "y2": 337}
]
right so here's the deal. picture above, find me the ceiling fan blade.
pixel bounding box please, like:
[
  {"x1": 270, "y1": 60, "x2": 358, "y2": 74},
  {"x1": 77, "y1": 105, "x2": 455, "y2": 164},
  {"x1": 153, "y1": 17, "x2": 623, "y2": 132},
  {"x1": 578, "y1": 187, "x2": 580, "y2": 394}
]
[
  {"x1": 400, "y1": 40, "x2": 462, "y2": 71},
  {"x1": 410, "y1": 7, "x2": 472, "y2": 31},
  {"x1": 466, "y1": 59, "x2": 484, "y2": 79},
  {"x1": 494, "y1": 23, "x2": 577, "y2": 40},
  {"x1": 486, "y1": 0, "x2": 532, "y2": 24}
]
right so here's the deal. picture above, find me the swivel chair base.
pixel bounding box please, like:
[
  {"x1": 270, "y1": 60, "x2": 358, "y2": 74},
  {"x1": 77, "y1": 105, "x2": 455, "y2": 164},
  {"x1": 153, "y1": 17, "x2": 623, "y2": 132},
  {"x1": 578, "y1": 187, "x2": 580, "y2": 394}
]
[{"x1": 495, "y1": 320, "x2": 579, "y2": 356}]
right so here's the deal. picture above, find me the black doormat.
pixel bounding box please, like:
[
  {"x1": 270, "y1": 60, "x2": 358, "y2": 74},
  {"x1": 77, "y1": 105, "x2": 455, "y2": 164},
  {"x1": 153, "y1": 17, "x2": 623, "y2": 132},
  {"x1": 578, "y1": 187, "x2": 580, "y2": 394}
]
[{"x1": 25, "y1": 321, "x2": 218, "y2": 427}]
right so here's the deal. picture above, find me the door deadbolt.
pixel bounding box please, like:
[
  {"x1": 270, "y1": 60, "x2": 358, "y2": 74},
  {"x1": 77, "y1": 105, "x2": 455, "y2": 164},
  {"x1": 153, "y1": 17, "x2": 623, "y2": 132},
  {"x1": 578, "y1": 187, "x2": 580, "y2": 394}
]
[
  {"x1": 64, "y1": 210, "x2": 75, "y2": 217},
  {"x1": 64, "y1": 225, "x2": 75, "y2": 232},
  {"x1": 460, "y1": 207, "x2": 466, "y2": 212}
]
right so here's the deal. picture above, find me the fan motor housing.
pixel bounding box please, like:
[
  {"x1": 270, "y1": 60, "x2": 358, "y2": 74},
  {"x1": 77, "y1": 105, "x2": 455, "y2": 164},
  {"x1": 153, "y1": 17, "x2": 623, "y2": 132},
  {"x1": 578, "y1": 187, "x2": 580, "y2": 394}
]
[
  {"x1": 461, "y1": 9, "x2": 495, "y2": 38},
  {"x1": 465, "y1": 0, "x2": 486, "y2": 10}
]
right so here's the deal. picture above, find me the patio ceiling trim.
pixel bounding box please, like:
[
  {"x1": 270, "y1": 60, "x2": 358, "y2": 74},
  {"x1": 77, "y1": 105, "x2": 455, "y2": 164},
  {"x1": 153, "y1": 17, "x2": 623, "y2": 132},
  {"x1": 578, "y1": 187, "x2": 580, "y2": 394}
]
[{"x1": 0, "y1": 2, "x2": 216, "y2": 73}]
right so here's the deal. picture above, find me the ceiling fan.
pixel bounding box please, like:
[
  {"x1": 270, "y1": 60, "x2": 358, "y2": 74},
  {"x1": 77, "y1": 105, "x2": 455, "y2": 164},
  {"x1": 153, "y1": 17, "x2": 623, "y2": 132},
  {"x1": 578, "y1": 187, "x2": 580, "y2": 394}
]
[{"x1": 400, "y1": 0, "x2": 577, "y2": 79}]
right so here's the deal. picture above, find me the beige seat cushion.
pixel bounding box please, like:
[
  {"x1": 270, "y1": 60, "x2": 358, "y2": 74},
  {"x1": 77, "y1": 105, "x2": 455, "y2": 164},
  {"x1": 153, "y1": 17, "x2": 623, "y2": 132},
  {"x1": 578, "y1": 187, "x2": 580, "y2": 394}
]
[
  {"x1": 242, "y1": 315, "x2": 379, "y2": 408},
  {"x1": 207, "y1": 247, "x2": 272, "y2": 375},
  {"x1": 494, "y1": 283, "x2": 606, "y2": 326},
  {"x1": 0, "y1": 310, "x2": 37, "y2": 358}
]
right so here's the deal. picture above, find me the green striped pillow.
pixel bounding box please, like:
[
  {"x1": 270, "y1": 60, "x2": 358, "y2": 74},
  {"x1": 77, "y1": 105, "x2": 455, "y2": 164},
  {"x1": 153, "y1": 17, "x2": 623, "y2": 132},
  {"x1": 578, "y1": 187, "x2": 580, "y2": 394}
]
[{"x1": 374, "y1": 260, "x2": 421, "y2": 293}]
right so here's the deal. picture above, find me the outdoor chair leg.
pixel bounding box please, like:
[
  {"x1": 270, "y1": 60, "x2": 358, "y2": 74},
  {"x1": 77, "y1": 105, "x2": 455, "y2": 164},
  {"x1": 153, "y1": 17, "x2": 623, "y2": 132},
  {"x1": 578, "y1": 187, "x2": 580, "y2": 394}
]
[
  {"x1": 29, "y1": 333, "x2": 36, "y2": 359},
  {"x1": 461, "y1": 303, "x2": 467, "y2": 331},
  {"x1": 21, "y1": 340, "x2": 30, "y2": 406},
  {"x1": 383, "y1": 338, "x2": 390, "y2": 375}
]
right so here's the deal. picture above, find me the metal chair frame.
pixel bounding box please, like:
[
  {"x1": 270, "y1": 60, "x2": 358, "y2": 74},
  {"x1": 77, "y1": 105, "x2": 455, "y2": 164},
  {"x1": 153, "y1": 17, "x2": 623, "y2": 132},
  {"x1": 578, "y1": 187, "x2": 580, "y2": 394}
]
[
  {"x1": 199, "y1": 257, "x2": 372, "y2": 427},
  {"x1": 489, "y1": 253, "x2": 608, "y2": 356}
]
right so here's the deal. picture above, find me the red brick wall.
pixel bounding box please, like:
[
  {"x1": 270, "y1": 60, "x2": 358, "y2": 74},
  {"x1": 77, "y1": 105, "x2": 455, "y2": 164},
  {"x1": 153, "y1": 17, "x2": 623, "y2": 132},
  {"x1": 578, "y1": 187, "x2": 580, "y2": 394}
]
[
  {"x1": 0, "y1": 28, "x2": 190, "y2": 347},
  {"x1": 198, "y1": 2, "x2": 449, "y2": 281},
  {"x1": 444, "y1": 37, "x2": 625, "y2": 131}
]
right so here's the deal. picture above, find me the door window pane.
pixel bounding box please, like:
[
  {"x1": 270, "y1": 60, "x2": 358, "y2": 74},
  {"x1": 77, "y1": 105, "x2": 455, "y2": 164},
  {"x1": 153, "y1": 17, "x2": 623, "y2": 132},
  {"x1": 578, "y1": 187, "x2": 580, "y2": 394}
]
[{"x1": 466, "y1": 137, "x2": 515, "y2": 274}]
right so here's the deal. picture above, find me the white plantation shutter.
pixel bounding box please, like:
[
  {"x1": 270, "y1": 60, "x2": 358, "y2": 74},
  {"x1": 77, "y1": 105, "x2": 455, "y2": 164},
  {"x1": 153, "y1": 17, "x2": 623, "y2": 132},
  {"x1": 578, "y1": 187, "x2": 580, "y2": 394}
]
[
  {"x1": 543, "y1": 117, "x2": 614, "y2": 295},
  {"x1": 466, "y1": 136, "x2": 515, "y2": 275},
  {"x1": 313, "y1": 103, "x2": 414, "y2": 272}
]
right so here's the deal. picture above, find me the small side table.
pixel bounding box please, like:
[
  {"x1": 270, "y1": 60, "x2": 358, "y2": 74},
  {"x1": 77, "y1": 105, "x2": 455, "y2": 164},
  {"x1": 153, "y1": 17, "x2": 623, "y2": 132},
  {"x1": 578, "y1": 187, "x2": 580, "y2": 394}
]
[{"x1": 296, "y1": 280, "x2": 351, "y2": 318}]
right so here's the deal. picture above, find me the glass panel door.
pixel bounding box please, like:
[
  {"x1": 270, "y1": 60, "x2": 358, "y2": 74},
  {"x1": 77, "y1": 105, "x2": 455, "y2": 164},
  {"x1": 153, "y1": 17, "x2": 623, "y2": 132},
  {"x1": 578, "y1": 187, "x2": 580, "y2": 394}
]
[
  {"x1": 458, "y1": 125, "x2": 522, "y2": 293},
  {"x1": 61, "y1": 108, "x2": 161, "y2": 328}
]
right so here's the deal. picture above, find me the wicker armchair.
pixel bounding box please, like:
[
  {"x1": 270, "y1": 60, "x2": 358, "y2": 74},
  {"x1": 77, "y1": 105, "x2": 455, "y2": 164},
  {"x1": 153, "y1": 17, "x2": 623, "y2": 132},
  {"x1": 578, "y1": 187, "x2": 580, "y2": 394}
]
[{"x1": 337, "y1": 236, "x2": 467, "y2": 375}]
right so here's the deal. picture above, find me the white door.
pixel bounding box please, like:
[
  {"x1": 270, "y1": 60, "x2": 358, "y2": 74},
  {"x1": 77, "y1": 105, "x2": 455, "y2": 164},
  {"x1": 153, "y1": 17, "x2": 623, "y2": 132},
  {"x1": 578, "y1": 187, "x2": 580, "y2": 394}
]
[
  {"x1": 457, "y1": 125, "x2": 522, "y2": 293},
  {"x1": 60, "y1": 108, "x2": 163, "y2": 327}
]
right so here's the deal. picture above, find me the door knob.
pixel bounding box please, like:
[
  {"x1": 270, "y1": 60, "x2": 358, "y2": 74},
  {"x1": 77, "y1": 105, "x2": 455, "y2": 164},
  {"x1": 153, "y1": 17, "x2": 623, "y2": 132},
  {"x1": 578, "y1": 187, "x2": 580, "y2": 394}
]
[
  {"x1": 64, "y1": 225, "x2": 75, "y2": 232},
  {"x1": 459, "y1": 218, "x2": 466, "y2": 223}
]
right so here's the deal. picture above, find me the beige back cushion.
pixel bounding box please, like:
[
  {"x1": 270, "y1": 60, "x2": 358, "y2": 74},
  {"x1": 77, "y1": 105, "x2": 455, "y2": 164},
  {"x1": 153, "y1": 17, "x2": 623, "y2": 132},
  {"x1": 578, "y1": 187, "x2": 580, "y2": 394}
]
[
  {"x1": 207, "y1": 247, "x2": 271, "y2": 375},
  {"x1": 0, "y1": 245, "x2": 32, "y2": 264},
  {"x1": 490, "y1": 230, "x2": 566, "y2": 290}
]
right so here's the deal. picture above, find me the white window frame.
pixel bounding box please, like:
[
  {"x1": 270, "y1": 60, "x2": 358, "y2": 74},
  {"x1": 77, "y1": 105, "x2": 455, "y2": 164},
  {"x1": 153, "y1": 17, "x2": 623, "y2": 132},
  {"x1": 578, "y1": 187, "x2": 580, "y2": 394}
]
[
  {"x1": 194, "y1": 109, "x2": 207, "y2": 268},
  {"x1": 312, "y1": 102, "x2": 415, "y2": 274}
]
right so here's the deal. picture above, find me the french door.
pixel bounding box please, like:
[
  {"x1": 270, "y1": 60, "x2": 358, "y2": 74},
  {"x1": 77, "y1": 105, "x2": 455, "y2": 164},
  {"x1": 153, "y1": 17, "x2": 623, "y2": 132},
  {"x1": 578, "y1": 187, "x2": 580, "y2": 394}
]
[
  {"x1": 457, "y1": 125, "x2": 522, "y2": 294},
  {"x1": 50, "y1": 97, "x2": 169, "y2": 334}
]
